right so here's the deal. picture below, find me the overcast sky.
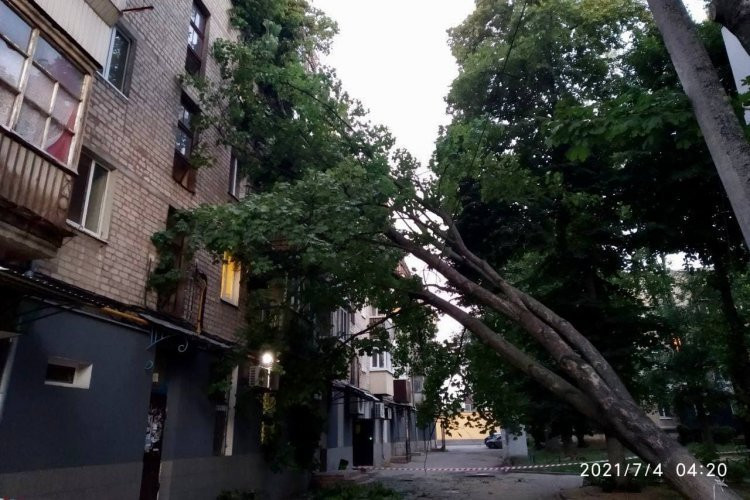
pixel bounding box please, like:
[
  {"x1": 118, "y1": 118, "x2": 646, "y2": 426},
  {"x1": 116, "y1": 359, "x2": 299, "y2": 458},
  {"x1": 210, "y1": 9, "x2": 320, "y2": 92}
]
[{"x1": 312, "y1": 0, "x2": 709, "y2": 339}]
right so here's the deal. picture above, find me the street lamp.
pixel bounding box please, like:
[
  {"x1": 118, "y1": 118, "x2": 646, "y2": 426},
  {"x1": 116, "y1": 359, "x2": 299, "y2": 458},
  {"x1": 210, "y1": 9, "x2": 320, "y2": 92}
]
[{"x1": 261, "y1": 351, "x2": 274, "y2": 367}]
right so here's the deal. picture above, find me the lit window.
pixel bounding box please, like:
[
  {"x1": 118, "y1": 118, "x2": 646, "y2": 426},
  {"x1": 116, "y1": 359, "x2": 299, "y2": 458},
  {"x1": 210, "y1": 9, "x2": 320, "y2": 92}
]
[
  {"x1": 0, "y1": 1, "x2": 87, "y2": 165},
  {"x1": 220, "y1": 252, "x2": 241, "y2": 305},
  {"x1": 186, "y1": 1, "x2": 208, "y2": 75},
  {"x1": 103, "y1": 27, "x2": 132, "y2": 93},
  {"x1": 44, "y1": 358, "x2": 92, "y2": 389},
  {"x1": 67, "y1": 155, "x2": 112, "y2": 237}
]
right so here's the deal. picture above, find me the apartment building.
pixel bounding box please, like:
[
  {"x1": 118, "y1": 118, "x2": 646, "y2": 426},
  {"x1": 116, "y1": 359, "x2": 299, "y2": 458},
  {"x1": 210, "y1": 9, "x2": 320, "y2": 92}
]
[
  {"x1": 321, "y1": 304, "x2": 432, "y2": 471},
  {"x1": 0, "y1": 1, "x2": 304, "y2": 498}
]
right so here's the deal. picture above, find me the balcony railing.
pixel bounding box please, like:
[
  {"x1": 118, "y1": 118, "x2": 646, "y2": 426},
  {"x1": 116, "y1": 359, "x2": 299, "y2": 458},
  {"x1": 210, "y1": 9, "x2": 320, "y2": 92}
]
[{"x1": 0, "y1": 128, "x2": 74, "y2": 259}]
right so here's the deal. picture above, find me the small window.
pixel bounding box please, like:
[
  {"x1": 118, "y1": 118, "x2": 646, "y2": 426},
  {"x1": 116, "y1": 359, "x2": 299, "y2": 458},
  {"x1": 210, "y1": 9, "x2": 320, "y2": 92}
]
[
  {"x1": 331, "y1": 308, "x2": 351, "y2": 338},
  {"x1": 68, "y1": 155, "x2": 112, "y2": 238},
  {"x1": 229, "y1": 154, "x2": 248, "y2": 199},
  {"x1": 372, "y1": 351, "x2": 389, "y2": 370},
  {"x1": 173, "y1": 94, "x2": 198, "y2": 191},
  {"x1": 44, "y1": 358, "x2": 92, "y2": 389},
  {"x1": 220, "y1": 252, "x2": 241, "y2": 306},
  {"x1": 186, "y1": 1, "x2": 208, "y2": 75},
  {"x1": 103, "y1": 27, "x2": 132, "y2": 93}
]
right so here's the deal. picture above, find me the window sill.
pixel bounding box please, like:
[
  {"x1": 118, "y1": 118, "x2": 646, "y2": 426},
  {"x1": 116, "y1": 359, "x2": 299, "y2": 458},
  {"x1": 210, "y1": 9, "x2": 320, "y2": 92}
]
[
  {"x1": 220, "y1": 297, "x2": 239, "y2": 308},
  {"x1": 66, "y1": 220, "x2": 108, "y2": 243},
  {"x1": 658, "y1": 416, "x2": 674, "y2": 420}
]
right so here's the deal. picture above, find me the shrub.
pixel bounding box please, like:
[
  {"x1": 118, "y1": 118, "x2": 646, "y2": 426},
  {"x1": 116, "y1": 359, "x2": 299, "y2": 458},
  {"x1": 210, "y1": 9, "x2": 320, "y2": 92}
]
[{"x1": 712, "y1": 426, "x2": 737, "y2": 445}]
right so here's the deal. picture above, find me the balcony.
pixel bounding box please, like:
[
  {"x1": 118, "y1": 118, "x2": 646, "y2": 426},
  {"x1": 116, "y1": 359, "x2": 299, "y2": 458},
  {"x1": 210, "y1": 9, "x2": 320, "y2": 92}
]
[
  {"x1": 157, "y1": 264, "x2": 209, "y2": 332},
  {"x1": 0, "y1": 128, "x2": 74, "y2": 260}
]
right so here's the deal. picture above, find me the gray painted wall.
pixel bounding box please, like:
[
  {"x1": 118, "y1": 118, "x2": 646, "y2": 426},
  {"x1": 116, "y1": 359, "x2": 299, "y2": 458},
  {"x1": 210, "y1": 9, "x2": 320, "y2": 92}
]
[
  {"x1": 160, "y1": 348, "x2": 218, "y2": 461},
  {"x1": 0, "y1": 304, "x2": 153, "y2": 472},
  {"x1": 159, "y1": 455, "x2": 309, "y2": 500}
]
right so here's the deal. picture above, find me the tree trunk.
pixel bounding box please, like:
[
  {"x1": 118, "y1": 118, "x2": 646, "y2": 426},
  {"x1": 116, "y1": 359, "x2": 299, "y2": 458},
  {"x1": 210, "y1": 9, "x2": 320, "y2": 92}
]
[
  {"x1": 696, "y1": 400, "x2": 715, "y2": 449},
  {"x1": 416, "y1": 288, "x2": 741, "y2": 499},
  {"x1": 648, "y1": 0, "x2": 750, "y2": 250},
  {"x1": 605, "y1": 434, "x2": 628, "y2": 490},
  {"x1": 709, "y1": 0, "x2": 750, "y2": 56}
]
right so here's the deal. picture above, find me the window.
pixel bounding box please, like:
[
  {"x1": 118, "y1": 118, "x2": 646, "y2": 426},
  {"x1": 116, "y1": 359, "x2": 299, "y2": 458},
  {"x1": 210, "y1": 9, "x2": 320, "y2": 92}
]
[
  {"x1": 67, "y1": 155, "x2": 112, "y2": 237},
  {"x1": 173, "y1": 94, "x2": 198, "y2": 191},
  {"x1": 371, "y1": 351, "x2": 390, "y2": 370},
  {"x1": 186, "y1": 1, "x2": 208, "y2": 75},
  {"x1": 0, "y1": 1, "x2": 87, "y2": 165},
  {"x1": 331, "y1": 308, "x2": 351, "y2": 338},
  {"x1": 229, "y1": 154, "x2": 248, "y2": 199},
  {"x1": 44, "y1": 358, "x2": 92, "y2": 389},
  {"x1": 102, "y1": 27, "x2": 132, "y2": 93},
  {"x1": 220, "y1": 252, "x2": 241, "y2": 306},
  {"x1": 157, "y1": 208, "x2": 191, "y2": 314}
]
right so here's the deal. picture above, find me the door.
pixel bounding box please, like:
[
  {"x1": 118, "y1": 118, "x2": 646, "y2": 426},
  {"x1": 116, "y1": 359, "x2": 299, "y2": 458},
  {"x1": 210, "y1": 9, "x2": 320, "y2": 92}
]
[
  {"x1": 352, "y1": 419, "x2": 374, "y2": 466},
  {"x1": 139, "y1": 391, "x2": 167, "y2": 500}
]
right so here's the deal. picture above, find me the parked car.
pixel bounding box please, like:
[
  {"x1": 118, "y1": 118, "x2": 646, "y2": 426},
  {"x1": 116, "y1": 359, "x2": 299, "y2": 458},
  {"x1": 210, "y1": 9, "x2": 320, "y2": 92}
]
[{"x1": 484, "y1": 433, "x2": 503, "y2": 449}]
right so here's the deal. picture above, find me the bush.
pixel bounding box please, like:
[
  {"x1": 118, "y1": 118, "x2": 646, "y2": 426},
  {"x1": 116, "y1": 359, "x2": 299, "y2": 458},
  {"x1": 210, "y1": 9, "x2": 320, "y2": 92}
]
[
  {"x1": 693, "y1": 443, "x2": 719, "y2": 465},
  {"x1": 724, "y1": 461, "x2": 750, "y2": 485},
  {"x1": 712, "y1": 426, "x2": 738, "y2": 445},
  {"x1": 677, "y1": 425, "x2": 701, "y2": 445}
]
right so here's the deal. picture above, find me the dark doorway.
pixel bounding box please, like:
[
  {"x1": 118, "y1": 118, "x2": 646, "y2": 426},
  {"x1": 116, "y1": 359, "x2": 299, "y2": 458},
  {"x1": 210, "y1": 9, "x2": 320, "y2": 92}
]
[
  {"x1": 139, "y1": 389, "x2": 167, "y2": 500},
  {"x1": 353, "y1": 419, "x2": 374, "y2": 466}
]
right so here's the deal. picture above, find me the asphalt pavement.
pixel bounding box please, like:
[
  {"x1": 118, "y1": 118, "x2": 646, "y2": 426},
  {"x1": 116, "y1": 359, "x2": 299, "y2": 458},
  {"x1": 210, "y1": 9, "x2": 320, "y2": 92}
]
[{"x1": 372, "y1": 442, "x2": 584, "y2": 499}]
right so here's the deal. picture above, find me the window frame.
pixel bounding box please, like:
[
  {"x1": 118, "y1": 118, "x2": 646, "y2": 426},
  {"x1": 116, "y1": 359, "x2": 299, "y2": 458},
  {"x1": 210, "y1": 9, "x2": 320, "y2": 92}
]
[
  {"x1": 66, "y1": 154, "x2": 113, "y2": 240},
  {"x1": 173, "y1": 94, "x2": 199, "y2": 192},
  {"x1": 44, "y1": 357, "x2": 93, "y2": 389},
  {"x1": 228, "y1": 154, "x2": 248, "y2": 199},
  {"x1": 220, "y1": 252, "x2": 241, "y2": 306},
  {"x1": 0, "y1": 0, "x2": 89, "y2": 170},
  {"x1": 101, "y1": 25, "x2": 134, "y2": 95},
  {"x1": 186, "y1": 0, "x2": 209, "y2": 75},
  {"x1": 371, "y1": 351, "x2": 390, "y2": 371}
]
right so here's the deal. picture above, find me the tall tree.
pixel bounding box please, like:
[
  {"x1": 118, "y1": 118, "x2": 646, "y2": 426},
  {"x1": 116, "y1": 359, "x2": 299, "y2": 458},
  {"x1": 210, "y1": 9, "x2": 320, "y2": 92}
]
[
  {"x1": 647, "y1": 0, "x2": 750, "y2": 249},
  {"x1": 160, "y1": 0, "x2": 742, "y2": 497}
]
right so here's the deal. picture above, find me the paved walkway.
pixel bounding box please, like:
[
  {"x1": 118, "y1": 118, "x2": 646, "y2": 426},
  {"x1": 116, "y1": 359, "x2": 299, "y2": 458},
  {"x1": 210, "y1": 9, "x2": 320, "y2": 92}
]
[{"x1": 371, "y1": 443, "x2": 583, "y2": 499}]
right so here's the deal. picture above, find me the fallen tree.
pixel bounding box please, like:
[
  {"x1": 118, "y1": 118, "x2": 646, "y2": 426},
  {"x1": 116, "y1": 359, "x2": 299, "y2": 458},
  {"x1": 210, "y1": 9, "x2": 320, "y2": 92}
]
[{"x1": 162, "y1": 0, "x2": 742, "y2": 497}]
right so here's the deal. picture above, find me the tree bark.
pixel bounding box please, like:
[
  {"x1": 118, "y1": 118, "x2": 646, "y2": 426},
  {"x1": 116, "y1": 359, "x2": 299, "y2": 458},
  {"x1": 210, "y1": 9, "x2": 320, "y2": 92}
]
[
  {"x1": 605, "y1": 434, "x2": 628, "y2": 490},
  {"x1": 709, "y1": 0, "x2": 750, "y2": 56},
  {"x1": 389, "y1": 222, "x2": 742, "y2": 498},
  {"x1": 648, "y1": 0, "x2": 750, "y2": 250},
  {"x1": 414, "y1": 286, "x2": 740, "y2": 499}
]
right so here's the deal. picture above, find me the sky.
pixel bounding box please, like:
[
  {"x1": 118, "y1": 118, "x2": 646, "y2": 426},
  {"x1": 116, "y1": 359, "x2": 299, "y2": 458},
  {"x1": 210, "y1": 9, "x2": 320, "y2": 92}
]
[{"x1": 311, "y1": 0, "x2": 709, "y2": 339}]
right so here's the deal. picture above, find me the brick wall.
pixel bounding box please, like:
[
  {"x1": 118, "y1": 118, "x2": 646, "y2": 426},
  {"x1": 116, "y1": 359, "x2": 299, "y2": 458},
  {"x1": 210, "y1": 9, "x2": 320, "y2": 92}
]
[{"x1": 37, "y1": 0, "x2": 245, "y2": 340}]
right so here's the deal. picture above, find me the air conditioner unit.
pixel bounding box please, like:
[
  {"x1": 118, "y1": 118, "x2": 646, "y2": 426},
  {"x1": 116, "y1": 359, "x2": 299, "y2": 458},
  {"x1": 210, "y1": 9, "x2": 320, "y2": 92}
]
[
  {"x1": 349, "y1": 397, "x2": 366, "y2": 415},
  {"x1": 372, "y1": 402, "x2": 386, "y2": 419},
  {"x1": 248, "y1": 366, "x2": 270, "y2": 389}
]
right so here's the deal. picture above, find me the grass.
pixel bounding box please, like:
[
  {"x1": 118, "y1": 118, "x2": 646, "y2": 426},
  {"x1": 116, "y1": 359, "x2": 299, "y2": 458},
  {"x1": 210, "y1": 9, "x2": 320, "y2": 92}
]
[{"x1": 308, "y1": 482, "x2": 403, "y2": 500}]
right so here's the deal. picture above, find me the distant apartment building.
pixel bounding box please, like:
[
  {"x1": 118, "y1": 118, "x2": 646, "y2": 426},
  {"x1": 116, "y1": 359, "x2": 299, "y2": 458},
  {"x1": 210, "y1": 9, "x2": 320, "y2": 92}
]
[
  {"x1": 0, "y1": 1, "x2": 305, "y2": 498},
  {"x1": 321, "y1": 303, "x2": 433, "y2": 471}
]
